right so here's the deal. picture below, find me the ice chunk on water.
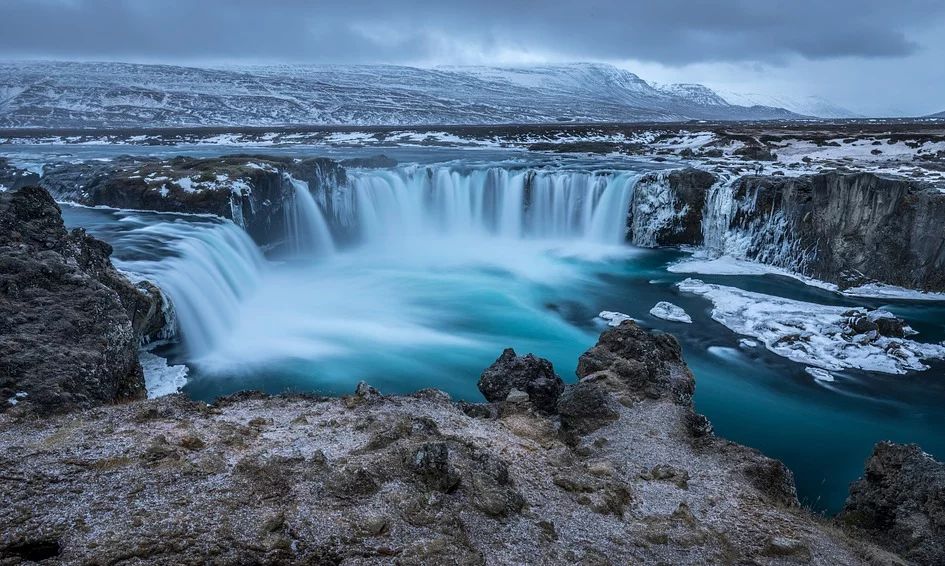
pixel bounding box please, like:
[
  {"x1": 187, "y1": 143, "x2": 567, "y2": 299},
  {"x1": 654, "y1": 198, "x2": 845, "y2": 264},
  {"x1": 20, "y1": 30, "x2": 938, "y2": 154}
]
[
  {"x1": 805, "y1": 367, "x2": 835, "y2": 382},
  {"x1": 649, "y1": 301, "x2": 692, "y2": 323},
  {"x1": 598, "y1": 311, "x2": 636, "y2": 327},
  {"x1": 677, "y1": 278, "x2": 945, "y2": 375},
  {"x1": 141, "y1": 351, "x2": 189, "y2": 398}
]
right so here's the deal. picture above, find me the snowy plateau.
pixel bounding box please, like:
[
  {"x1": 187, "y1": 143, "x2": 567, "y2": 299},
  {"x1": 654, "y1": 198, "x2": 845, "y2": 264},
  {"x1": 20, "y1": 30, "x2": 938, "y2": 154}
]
[{"x1": 0, "y1": 61, "x2": 810, "y2": 128}]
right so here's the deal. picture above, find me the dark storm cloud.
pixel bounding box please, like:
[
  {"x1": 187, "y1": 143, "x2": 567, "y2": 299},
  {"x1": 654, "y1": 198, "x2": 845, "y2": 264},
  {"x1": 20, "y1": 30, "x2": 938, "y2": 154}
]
[{"x1": 0, "y1": 0, "x2": 941, "y2": 65}]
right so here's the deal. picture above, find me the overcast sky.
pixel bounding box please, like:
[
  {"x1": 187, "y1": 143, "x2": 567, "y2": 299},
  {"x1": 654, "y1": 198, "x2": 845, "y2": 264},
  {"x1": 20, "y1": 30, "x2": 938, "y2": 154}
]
[{"x1": 1, "y1": 0, "x2": 943, "y2": 116}]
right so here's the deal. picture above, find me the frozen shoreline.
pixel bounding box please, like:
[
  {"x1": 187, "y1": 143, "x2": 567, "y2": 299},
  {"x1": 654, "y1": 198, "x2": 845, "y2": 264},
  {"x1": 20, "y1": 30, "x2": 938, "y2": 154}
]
[
  {"x1": 669, "y1": 253, "x2": 945, "y2": 301},
  {"x1": 677, "y1": 278, "x2": 945, "y2": 375}
]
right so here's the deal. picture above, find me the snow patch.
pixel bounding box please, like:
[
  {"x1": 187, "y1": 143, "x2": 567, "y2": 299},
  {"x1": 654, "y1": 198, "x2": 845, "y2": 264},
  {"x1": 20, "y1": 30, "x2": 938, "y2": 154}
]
[
  {"x1": 668, "y1": 253, "x2": 839, "y2": 291},
  {"x1": 842, "y1": 283, "x2": 945, "y2": 302},
  {"x1": 176, "y1": 177, "x2": 194, "y2": 192},
  {"x1": 805, "y1": 367, "x2": 835, "y2": 382},
  {"x1": 6, "y1": 391, "x2": 27, "y2": 406}
]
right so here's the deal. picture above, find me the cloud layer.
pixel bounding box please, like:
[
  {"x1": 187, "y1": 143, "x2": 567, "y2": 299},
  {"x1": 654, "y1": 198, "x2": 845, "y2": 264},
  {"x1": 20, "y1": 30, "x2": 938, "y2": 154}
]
[
  {"x1": 0, "y1": 0, "x2": 943, "y2": 115},
  {"x1": 1, "y1": 0, "x2": 940, "y2": 64}
]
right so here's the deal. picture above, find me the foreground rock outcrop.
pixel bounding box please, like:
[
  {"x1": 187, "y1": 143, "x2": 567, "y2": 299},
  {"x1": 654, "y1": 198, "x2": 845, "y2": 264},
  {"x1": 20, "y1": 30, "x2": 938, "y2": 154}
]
[
  {"x1": 0, "y1": 322, "x2": 909, "y2": 565},
  {"x1": 478, "y1": 348, "x2": 564, "y2": 414},
  {"x1": 0, "y1": 186, "x2": 163, "y2": 414},
  {"x1": 840, "y1": 442, "x2": 945, "y2": 565}
]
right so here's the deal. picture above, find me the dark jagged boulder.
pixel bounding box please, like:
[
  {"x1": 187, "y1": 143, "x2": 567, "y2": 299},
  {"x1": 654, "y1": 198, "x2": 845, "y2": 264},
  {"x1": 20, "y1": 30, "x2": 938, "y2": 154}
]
[
  {"x1": 478, "y1": 348, "x2": 564, "y2": 413},
  {"x1": 843, "y1": 309, "x2": 908, "y2": 339},
  {"x1": 0, "y1": 186, "x2": 163, "y2": 414},
  {"x1": 840, "y1": 442, "x2": 945, "y2": 565},
  {"x1": 733, "y1": 145, "x2": 777, "y2": 161},
  {"x1": 577, "y1": 320, "x2": 695, "y2": 405}
]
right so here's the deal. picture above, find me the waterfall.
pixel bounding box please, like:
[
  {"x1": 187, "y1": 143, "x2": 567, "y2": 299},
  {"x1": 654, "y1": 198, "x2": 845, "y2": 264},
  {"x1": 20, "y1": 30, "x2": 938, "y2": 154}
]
[
  {"x1": 700, "y1": 176, "x2": 814, "y2": 270},
  {"x1": 329, "y1": 166, "x2": 640, "y2": 245},
  {"x1": 116, "y1": 218, "x2": 267, "y2": 358},
  {"x1": 284, "y1": 176, "x2": 335, "y2": 257},
  {"x1": 701, "y1": 176, "x2": 736, "y2": 255},
  {"x1": 115, "y1": 165, "x2": 643, "y2": 360}
]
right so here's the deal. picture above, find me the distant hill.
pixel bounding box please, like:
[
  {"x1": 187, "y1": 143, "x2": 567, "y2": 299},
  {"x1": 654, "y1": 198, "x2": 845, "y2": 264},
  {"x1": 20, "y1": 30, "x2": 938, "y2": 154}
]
[
  {"x1": 0, "y1": 61, "x2": 803, "y2": 128},
  {"x1": 713, "y1": 90, "x2": 859, "y2": 119},
  {"x1": 929, "y1": 110, "x2": 945, "y2": 118}
]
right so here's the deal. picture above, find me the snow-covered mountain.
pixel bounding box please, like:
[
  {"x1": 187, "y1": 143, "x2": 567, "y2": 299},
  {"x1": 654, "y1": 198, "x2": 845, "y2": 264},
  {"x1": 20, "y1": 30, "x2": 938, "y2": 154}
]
[
  {"x1": 652, "y1": 83, "x2": 731, "y2": 107},
  {"x1": 929, "y1": 110, "x2": 945, "y2": 118},
  {"x1": 0, "y1": 61, "x2": 803, "y2": 128},
  {"x1": 714, "y1": 90, "x2": 859, "y2": 119}
]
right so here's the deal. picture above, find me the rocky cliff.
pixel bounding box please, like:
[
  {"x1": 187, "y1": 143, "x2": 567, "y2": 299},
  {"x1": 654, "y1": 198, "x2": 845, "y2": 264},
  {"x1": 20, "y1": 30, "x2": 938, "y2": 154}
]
[
  {"x1": 0, "y1": 322, "x2": 907, "y2": 565},
  {"x1": 0, "y1": 186, "x2": 164, "y2": 414},
  {"x1": 629, "y1": 168, "x2": 945, "y2": 292},
  {"x1": 40, "y1": 156, "x2": 348, "y2": 253},
  {"x1": 628, "y1": 167, "x2": 717, "y2": 246},
  {"x1": 726, "y1": 172, "x2": 945, "y2": 290}
]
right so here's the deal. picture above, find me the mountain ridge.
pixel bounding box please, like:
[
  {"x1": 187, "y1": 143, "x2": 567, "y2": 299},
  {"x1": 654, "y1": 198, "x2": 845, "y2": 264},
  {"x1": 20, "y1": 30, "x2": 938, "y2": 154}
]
[
  {"x1": 712, "y1": 89, "x2": 860, "y2": 119},
  {"x1": 0, "y1": 60, "x2": 806, "y2": 128}
]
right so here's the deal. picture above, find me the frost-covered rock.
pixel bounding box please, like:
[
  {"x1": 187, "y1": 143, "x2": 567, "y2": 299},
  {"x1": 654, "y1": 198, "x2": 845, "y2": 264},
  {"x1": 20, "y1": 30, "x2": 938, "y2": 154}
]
[
  {"x1": 628, "y1": 168, "x2": 717, "y2": 247},
  {"x1": 709, "y1": 171, "x2": 945, "y2": 292},
  {"x1": 649, "y1": 301, "x2": 692, "y2": 323}
]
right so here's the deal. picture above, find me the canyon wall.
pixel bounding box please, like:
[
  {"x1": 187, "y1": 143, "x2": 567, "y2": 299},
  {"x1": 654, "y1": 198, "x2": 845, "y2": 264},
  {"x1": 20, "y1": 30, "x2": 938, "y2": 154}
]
[
  {"x1": 31, "y1": 155, "x2": 945, "y2": 292},
  {"x1": 635, "y1": 169, "x2": 945, "y2": 292}
]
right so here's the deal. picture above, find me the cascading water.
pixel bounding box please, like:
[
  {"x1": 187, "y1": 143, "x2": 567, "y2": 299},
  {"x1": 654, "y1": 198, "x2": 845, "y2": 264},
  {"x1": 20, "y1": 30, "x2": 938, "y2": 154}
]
[
  {"x1": 67, "y1": 166, "x2": 644, "y2": 367},
  {"x1": 114, "y1": 218, "x2": 267, "y2": 358},
  {"x1": 330, "y1": 166, "x2": 641, "y2": 245},
  {"x1": 284, "y1": 176, "x2": 335, "y2": 258},
  {"x1": 701, "y1": 176, "x2": 736, "y2": 255}
]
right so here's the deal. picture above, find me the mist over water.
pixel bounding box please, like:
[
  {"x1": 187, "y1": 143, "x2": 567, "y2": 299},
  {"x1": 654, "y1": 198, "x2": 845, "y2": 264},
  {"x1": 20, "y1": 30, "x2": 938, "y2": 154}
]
[{"x1": 179, "y1": 166, "x2": 642, "y2": 389}]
